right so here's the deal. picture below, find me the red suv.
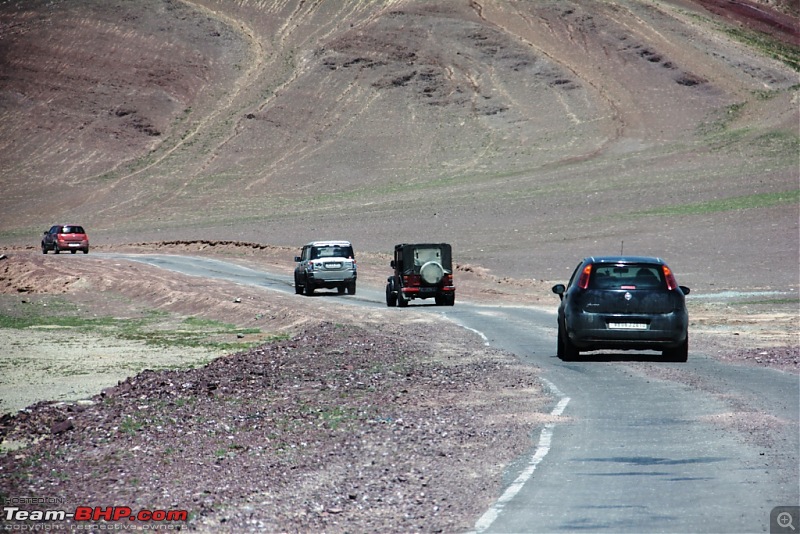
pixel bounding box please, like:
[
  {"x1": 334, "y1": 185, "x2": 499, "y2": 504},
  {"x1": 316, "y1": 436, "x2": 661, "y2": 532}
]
[
  {"x1": 386, "y1": 243, "x2": 455, "y2": 307},
  {"x1": 41, "y1": 225, "x2": 89, "y2": 254}
]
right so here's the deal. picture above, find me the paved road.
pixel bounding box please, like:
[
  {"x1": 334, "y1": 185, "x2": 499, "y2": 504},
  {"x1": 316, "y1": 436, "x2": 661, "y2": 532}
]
[{"x1": 108, "y1": 254, "x2": 800, "y2": 533}]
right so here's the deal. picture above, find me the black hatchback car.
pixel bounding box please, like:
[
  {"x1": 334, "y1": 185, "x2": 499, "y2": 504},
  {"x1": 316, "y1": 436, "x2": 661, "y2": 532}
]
[{"x1": 552, "y1": 256, "x2": 690, "y2": 362}]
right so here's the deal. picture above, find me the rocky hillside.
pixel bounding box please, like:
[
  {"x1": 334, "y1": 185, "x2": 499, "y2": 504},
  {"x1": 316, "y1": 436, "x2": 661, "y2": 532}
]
[{"x1": 0, "y1": 0, "x2": 797, "y2": 288}]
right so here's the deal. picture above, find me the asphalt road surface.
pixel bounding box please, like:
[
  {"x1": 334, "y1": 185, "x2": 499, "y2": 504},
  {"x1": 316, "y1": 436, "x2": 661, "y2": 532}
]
[{"x1": 110, "y1": 254, "x2": 800, "y2": 533}]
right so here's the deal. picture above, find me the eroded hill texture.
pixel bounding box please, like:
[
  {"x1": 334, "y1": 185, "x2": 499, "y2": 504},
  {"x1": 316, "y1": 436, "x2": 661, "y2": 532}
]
[{"x1": 1, "y1": 0, "x2": 798, "y2": 288}]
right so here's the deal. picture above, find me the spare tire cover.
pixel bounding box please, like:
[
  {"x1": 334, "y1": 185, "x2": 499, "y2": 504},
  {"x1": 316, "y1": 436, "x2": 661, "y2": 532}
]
[{"x1": 420, "y1": 261, "x2": 445, "y2": 285}]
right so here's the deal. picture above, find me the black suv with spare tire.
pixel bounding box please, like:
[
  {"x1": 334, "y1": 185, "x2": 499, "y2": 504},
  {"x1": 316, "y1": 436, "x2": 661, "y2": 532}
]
[{"x1": 386, "y1": 243, "x2": 455, "y2": 307}]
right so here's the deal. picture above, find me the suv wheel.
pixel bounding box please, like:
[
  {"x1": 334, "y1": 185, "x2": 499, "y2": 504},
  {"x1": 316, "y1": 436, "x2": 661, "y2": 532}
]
[
  {"x1": 386, "y1": 284, "x2": 397, "y2": 307},
  {"x1": 397, "y1": 292, "x2": 409, "y2": 307},
  {"x1": 346, "y1": 281, "x2": 356, "y2": 295},
  {"x1": 304, "y1": 279, "x2": 315, "y2": 296},
  {"x1": 294, "y1": 281, "x2": 303, "y2": 295}
]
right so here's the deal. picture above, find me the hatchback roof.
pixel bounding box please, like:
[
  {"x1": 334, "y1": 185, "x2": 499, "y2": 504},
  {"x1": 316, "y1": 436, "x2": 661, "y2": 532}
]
[{"x1": 585, "y1": 256, "x2": 666, "y2": 264}]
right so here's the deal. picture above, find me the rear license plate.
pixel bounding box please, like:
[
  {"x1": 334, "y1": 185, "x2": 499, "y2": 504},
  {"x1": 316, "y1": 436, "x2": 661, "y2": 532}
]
[
  {"x1": 68, "y1": 243, "x2": 80, "y2": 247},
  {"x1": 324, "y1": 262, "x2": 341, "y2": 269},
  {"x1": 608, "y1": 322, "x2": 647, "y2": 330}
]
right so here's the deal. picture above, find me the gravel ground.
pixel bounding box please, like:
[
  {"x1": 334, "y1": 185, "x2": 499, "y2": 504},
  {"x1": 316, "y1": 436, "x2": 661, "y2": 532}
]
[{"x1": 0, "y1": 321, "x2": 550, "y2": 532}]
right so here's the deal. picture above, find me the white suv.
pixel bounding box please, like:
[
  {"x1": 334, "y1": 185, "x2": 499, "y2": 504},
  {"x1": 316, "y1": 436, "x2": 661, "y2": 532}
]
[{"x1": 294, "y1": 241, "x2": 357, "y2": 295}]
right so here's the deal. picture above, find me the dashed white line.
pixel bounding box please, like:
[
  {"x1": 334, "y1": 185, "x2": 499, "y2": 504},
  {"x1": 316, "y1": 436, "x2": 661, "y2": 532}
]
[{"x1": 471, "y1": 378, "x2": 570, "y2": 533}]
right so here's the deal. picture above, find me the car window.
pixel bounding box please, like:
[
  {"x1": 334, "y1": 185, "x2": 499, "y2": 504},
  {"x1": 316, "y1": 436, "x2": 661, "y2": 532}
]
[
  {"x1": 589, "y1": 264, "x2": 664, "y2": 289},
  {"x1": 566, "y1": 263, "x2": 583, "y2": 288},
  {"x1": 311, "y1": 246, "x2": 353, "y2": 259},
  {"x1": 60, "y1": 226, "x2": 84, "y2": 234},
  {"x1": 413, "y1": 247, "x2": 442, "y2": 266}
]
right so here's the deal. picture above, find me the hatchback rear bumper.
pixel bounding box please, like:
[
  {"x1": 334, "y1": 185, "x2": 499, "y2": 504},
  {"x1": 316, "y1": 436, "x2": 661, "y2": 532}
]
[{"x1": 566, "y1": 311, "x2": 688, "y2": 350}]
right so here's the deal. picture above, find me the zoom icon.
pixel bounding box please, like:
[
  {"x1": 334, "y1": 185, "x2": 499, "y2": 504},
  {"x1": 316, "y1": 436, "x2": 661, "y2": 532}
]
[{"x1": 772, "y1": 507, "x2": 800, "y2": 533}]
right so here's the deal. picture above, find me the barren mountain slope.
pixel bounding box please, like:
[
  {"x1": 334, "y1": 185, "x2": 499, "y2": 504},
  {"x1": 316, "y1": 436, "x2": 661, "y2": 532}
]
[{"x1": 0, "y1": 0, "x2": 798, "y2": 289}]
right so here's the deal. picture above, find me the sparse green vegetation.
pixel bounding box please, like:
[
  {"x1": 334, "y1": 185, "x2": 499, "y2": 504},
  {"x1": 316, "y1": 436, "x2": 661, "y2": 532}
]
[
  {"x1": 722, "y1": 26, "x2": 800, "y2": 72},
  {"x1": 0, "y1": 306, "x2": 282, "y2": 353},
  {"x1": 634, "y1": 190, "x2": 799, "y2": 217}
]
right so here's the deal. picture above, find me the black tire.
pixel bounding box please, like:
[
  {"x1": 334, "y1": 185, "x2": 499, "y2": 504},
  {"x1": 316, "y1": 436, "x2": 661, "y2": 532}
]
[
  {"x1": 337, "y1": 285, "x2": 346, "y2": 295},
  {"x1": 446, "y1": 294, "x2": 455, "y2": 306},
  {"x1": 398, "y1": 293, "x2": 409, "y2": 307},
  {"x1": 664, "y1": 336, "x2": 688, "y2": 362},
  {"x1": 53, "y1": 245, "x2": 60, "y2": 254},
  {"x1": 386, "y1": 284, "x2": 397, "y2": 307},
  {"x1": 71, "y1": 249, "x2": 77, "y2": 254},
  {"x1": 347, "y1": 281, "x2": 356, "y2": 295},
  {"x1": 304, "y1": 279, "x2": 315, "y2": 296},
  {"x1": 435, "y1": 295, "x2": 445, "y2": 306},
  {"x1": 294, "y1": 281, "x2": 303, "y2": 295},
  {"x1": 41, "y1": 244, "x2": 47, "y2": 254},
  {"x1": 558, "y1": 322, "x2": 579, "y2": 361},
  {"x1": 83, "y1": 248, "x2": 89, "y2": 254}
]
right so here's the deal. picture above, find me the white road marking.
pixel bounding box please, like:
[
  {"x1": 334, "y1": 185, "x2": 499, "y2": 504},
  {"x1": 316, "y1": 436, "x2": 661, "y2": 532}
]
[
  {"x1": 440, "y1": 312, "x2": 490, "y2": 345},
  {"x1": 471, "y1": 378, "x2": 570, "y2": 533}
]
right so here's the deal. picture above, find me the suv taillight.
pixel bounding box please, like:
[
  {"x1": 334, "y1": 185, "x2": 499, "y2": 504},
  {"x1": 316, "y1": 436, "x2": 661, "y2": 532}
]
[
  {"x1": 403, "y1": 274, "x2": 421, "y2": 287},
  {"x1": 577, "y1": 264, "x2": 592, "y2": 289},
  {"x1": 663, "y1": 265, "x2": 678, "y2": 290},
  {"x1": 443, "y1": 273, "x2": 453, "y2": 286}
]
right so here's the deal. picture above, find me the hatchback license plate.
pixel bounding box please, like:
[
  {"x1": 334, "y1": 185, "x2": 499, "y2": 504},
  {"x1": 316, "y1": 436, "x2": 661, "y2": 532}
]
[{"x1": 608, "y1": 322, "x2": 647, "y2": 330}]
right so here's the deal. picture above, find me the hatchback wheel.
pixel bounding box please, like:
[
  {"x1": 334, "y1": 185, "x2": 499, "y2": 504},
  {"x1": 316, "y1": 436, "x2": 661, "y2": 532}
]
[
  {"x1": 558, "y1": 322, "x2": 579, "y2": 361},
  {"x1": 664, "y1": 336, "x2": 688, "y2": 362}
]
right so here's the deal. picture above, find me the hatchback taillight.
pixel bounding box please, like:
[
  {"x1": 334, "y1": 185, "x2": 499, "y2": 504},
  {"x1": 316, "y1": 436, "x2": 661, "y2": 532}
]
[
  {"x1": 577, "y1": 265, "x2": 592, "y2": 289},
  {"x1": 663, "y1": 265, "x2": 678, "y2": 290}
]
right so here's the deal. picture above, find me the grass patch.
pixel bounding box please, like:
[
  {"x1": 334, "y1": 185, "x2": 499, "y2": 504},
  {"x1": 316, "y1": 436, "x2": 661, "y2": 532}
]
[
  {"x1": 633, "y1": 190, "x2": 799, "y2": 217},
  {"x1": 722, "y1": 26, "x2": 800, "y2": 72},
  {"x1": 0, "y1": 305, "x2": 283, "y2": 353}
]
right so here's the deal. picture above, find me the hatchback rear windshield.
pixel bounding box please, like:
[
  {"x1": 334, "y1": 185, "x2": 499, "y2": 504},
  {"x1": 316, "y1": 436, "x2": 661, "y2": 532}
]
[
  {"x1": 589, "y1": 264, "x2": 664, "y2": 290},
  {"x1": 60, "y1": 226, "x2": 85, "y2": 234},
  {"x1": 311, "y1": 246, "x2": 353, "y2": 259}
]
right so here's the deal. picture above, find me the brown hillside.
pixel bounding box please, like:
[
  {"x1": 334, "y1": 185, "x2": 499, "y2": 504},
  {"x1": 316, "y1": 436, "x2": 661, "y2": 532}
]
[{"x1": 0, "y1": 0, "x2": 798, "y2": 289}]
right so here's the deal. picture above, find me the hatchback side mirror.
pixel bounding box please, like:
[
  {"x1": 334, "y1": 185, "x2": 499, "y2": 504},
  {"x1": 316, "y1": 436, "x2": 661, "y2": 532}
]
[
  {"x1": 680, "y1": 286, "x2": 691, "y2": 295},
  {"x1": 552, "y1": 284, "x2": 566, "y2": 301}
]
